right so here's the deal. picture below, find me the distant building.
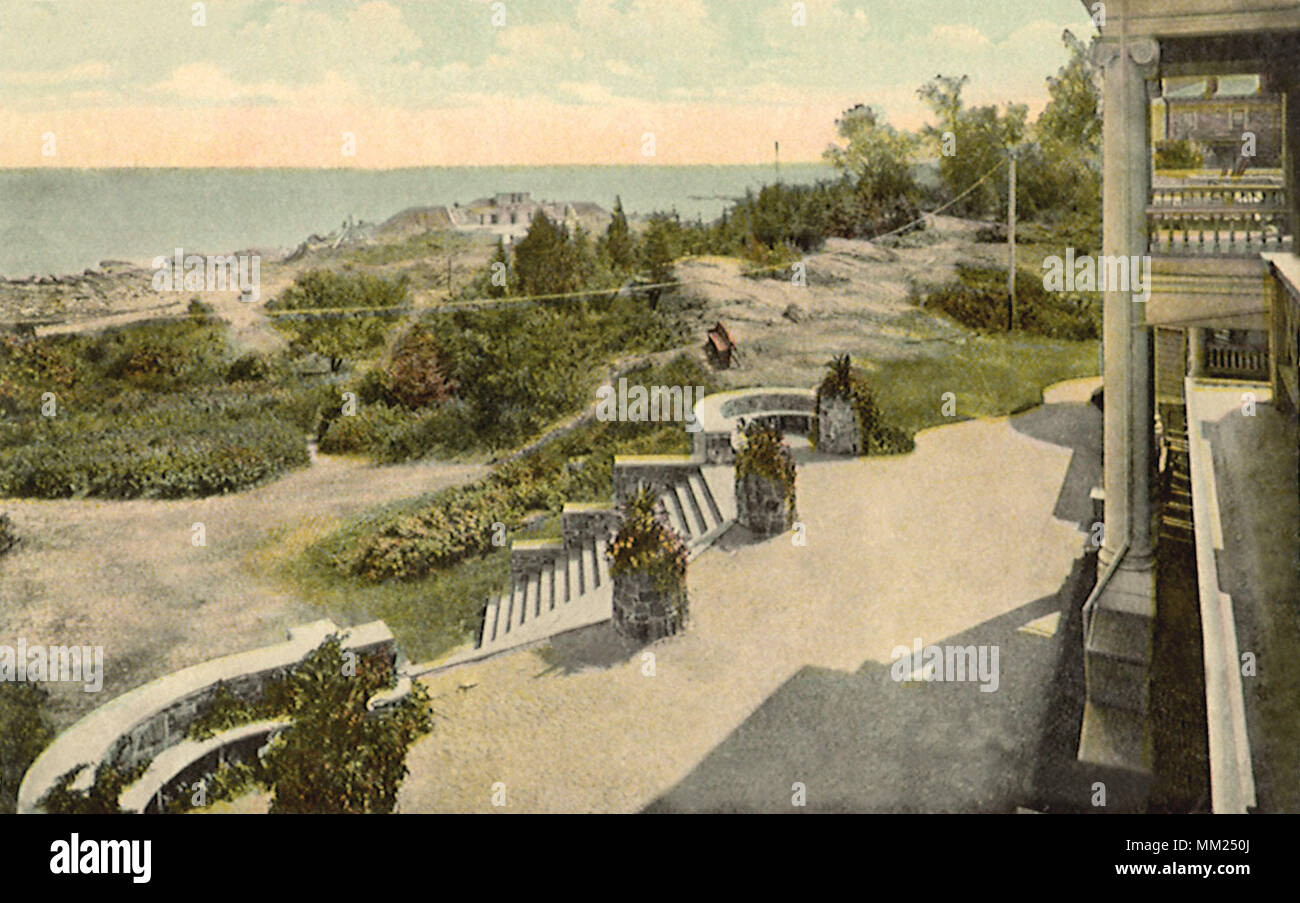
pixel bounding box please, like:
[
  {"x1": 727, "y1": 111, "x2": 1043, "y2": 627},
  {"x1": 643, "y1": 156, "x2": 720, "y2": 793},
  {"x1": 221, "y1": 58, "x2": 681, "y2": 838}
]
[
  {"x1": 377, "y1": 192, "x2": 609, "y2": 242},
  {"x1": 1159, "y1": 74, "x2": 1282, "y2": 169},
  {"x1": 449, "y1": 192, "x2": 608, "y2": 240}
]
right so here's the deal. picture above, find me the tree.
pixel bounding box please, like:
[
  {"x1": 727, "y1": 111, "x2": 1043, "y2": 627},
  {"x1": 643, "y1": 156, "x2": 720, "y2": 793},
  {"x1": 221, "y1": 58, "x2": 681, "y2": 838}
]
[
  {"x1": 639, "y1": 214, "x2": 678, "y2": 306},
  {"x1": 823, "y1": 104, "x2": 919, "y2": 204},
  {"x1": 269, "y1": 270, "x2": 408, "y2": 372},
  {"x1": 917, "y1": 74, "x2": 1027, "y2": 218},
  {"x1": 487, "y1": 237, "x2": 510, "y2": 297},
  {"x1": 598, "y1": 196, "x2": 637, "y2": 272},
  {"x1": 512, "y1": 211, "x2": 583, "y2": 297},
  {"x1": 1023, "y1": 30, "x2": 1103, "y2": 250}
]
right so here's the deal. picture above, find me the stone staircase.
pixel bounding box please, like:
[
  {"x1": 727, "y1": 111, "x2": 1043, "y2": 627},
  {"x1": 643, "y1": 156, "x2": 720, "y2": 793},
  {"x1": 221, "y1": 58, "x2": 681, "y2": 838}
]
[
  {"x1": 1160, "y1": 411, "x2": 1194, "y2": 544},
  {"x1": 415, "y1": 456, "x2": 736, "y2": 672}
]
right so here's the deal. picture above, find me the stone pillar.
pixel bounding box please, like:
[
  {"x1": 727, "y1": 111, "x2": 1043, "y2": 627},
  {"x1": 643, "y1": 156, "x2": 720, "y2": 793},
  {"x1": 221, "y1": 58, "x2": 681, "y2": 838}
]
[{"x1": 1079, "y1": 35, "x2": 1160, "y2": 792}]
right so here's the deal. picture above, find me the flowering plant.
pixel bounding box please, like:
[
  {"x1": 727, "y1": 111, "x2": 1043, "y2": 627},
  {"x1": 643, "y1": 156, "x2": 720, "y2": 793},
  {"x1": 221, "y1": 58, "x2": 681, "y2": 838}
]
[{"x1": 607, "y1": 485, "x2": 688, "y2": 593}]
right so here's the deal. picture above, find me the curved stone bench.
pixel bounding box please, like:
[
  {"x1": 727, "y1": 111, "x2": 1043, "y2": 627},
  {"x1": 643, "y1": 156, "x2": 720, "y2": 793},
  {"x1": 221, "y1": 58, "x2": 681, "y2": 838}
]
[
  {"x1": 690, "y1": 387, "x2": 816, "y2": 463},
  {"x1": 18, "y1": 619, "x2": 396, "y2": 814}
]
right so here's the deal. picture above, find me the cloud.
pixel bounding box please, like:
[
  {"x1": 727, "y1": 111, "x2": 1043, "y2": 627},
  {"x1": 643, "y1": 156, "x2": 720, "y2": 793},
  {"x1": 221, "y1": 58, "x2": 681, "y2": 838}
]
[
  {"x1": 1, "y1": 61, "x2": 112, "y2": 86},
  {"x1": 926, "y1": 24, "x2": 993, "y2": 49}
]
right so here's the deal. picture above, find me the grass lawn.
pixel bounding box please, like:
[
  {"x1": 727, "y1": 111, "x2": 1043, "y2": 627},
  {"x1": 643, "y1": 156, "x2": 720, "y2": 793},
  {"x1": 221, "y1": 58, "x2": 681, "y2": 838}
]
[{"x1": 864, "y1": 333, "x2": 1099, "y2": 439}]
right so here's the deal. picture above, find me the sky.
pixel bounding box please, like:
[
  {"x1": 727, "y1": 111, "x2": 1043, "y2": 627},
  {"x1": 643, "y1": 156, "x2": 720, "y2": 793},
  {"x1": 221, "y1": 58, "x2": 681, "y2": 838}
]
[{"x1": 0, "y1": 0, "x2": 1097, "y2": 167}]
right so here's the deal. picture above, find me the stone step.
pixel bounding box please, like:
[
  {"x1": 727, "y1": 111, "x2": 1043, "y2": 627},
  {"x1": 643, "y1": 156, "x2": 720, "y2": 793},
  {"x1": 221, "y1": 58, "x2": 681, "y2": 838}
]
[
  {"x1": 689, "y1": 470, "x2": 724, "y2": 529},
  {"x1": 662, "y1": 487, "x2": 690, "y2": 540},
  {"x1": 679, "y1": 477, "x2": 711, "y2": 536},
  {"x1": 512, "y1": 578, "x2": 528, "y2": 631},
  {"x1": 543, "y1": 561, "x2": 557, "y2": 613},
  {"x1": 479, "y1": 597, "x2": 498, "y2": 648},
  {"x1": 579, "y1": 542, "x2": 593, "y2": 594},
  {"x1": 564, "y1": 549, "x2": 580, "y2": 603},
  {"x1": 595, "y1": 539, "x2": 611, "y2": 587},
  {"x1": 526, "y1": 571, "x2": 541, "y2": 621}
]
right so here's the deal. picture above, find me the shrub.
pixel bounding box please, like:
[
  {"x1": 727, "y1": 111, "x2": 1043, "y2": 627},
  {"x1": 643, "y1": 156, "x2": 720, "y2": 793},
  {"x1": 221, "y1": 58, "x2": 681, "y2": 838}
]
[
  {"x1": 39, "y1": 761, "x2": 148, "y2": 814},
  {"x1": 1, "y1": 683, "x2": 52, "y2": 813},
  {"x1": 0, "y1": 513, "x2": 15, "y2": 555},
  {"x1": 922, "y1": 264, "x2": 1099, "y2": 340},
  {"x1": 379, "y1": 324, "x2": 455, "y2": 409},
  {"x1": 226, "y1": 352, "x2": 272, "y2": 383},
  {"x1": 1154, "y1": 138, "x2": 1205, "y2": 171},
  {"x1": 262, "y1": 636, "x2": 432, "y2": 814},
  {"x1": 0, "y1": 389, "x2": 311, "y2": 499},
  {"x1": 607, "y1": 485, "x2": 688, "y2": 593},
  {"x1": 734, "y1": 422, "x2": 797, "y2": 521},
  {"x1": 318, "y1": 402, "x2": 411, "y2": 456}
]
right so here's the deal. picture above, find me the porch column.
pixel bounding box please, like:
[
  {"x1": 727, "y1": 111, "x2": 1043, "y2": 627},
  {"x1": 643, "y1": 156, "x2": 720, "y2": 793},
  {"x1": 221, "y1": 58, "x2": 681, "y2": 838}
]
[
  {"x1": 1188, "y1": 327, "x2": 1206, "y2": 377},
  {"x1": 1079, "y1": 35, "x2": 1160, "y2": 792},
  {"x1": 1098, "y1": 35, "x2": 1159, "y2": 572}
]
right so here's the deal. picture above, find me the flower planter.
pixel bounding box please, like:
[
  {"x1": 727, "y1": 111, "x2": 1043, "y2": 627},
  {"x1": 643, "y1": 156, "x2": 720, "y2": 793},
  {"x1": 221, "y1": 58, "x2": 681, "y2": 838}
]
[
  {"x1": 817, "y1": 395, "x2": 861, "y2": 455},
  {"x1": 612, "y1": 570, "x2": 688, "y2": 643},
  {"x1": 736, "y1": 472, "x2": 793, "y2": 537}
]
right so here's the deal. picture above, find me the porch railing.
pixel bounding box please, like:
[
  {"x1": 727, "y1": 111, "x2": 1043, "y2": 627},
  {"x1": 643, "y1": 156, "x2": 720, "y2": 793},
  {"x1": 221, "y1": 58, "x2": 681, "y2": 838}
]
[
  {"x1": 1147, "y1": 180, "x2": 1291, "y2": 257},
  {"x1": 1204, "y1": 340, "x2": 1269, "y2": 380}
]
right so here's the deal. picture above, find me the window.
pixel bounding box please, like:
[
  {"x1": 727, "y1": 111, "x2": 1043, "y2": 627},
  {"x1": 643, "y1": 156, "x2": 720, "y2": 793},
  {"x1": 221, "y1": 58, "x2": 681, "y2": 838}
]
[{"x1": 1232, "y1": 109, "x2": 1245, "y2": 129}]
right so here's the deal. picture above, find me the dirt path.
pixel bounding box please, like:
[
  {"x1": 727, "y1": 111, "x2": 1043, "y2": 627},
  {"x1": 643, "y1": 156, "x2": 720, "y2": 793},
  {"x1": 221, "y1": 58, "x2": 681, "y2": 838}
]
[{"x1": 0, "y1": 454, "x2": 487, "y2": 727}]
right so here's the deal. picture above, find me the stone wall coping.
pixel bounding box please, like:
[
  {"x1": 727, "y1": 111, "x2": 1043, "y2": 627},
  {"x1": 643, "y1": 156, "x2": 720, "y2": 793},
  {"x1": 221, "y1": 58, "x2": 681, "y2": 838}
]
[
  {"x1": 561, "y1": 501, "x2": 616, "y2": 512},
  {"x1": 612, "y1": 454, "x2": 696, "y2": 466},
  {"x1": 118, "y1": 718, "x2": 290, "y2": 813},
  {"x1": 691, "y1": 387, "x2": 816, "y2": 434},
  {"x1": 18, "y1": 619, "x2": 394, "y2": 813},
  {"x1": 511, "y1": 538, "x2": 563, "y2": 551}
]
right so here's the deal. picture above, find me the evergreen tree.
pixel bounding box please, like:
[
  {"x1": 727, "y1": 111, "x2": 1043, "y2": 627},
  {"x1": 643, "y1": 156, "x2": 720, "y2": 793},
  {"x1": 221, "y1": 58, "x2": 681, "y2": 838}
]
[{"x1": 599, "y1": 196, "x2": 636, "y2": 272}]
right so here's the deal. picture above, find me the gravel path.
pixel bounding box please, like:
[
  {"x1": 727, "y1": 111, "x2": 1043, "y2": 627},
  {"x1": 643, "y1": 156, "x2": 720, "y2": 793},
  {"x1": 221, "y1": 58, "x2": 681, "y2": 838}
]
[{"x1": 397, "y1": 379, "x2": 1101, "y2": 812}]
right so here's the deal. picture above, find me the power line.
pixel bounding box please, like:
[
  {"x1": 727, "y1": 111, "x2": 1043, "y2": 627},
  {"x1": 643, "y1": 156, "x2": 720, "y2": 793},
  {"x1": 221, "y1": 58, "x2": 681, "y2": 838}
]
[{"x1": 8, "y1": 161, "x2": 1015, "y2": 328}]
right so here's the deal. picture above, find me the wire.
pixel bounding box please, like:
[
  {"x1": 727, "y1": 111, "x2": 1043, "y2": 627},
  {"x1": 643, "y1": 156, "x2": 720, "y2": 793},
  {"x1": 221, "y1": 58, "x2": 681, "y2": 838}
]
[{"x1": 9, "y1": 159, "x2": 1015, "y2": 326}]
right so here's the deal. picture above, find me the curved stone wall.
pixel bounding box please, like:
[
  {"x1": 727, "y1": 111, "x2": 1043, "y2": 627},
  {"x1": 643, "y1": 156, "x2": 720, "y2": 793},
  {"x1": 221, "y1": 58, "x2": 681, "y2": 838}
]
[
  {"x1": 18, "y1": 619, "x2": 396, "y2": 814},
  {"x1": 691, "y1": 387, "x2": 816, "y2": 463}
]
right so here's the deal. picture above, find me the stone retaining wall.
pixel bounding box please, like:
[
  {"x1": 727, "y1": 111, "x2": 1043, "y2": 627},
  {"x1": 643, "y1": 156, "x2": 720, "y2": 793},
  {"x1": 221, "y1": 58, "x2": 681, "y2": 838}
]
[{"x1": 18, "y1": 619, "x2": 396, "y2": 813}]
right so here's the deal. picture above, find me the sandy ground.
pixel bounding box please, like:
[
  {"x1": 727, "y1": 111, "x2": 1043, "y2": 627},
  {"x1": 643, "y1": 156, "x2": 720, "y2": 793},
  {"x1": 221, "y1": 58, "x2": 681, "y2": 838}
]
[
  {"x1": 672, "y1": 219, "x2": 1008, "y2": 389},
  {"x1": 0, "y1": 454, "x2": 487, "y2": 727},
  {"x1": 396, "y1": 378, "x2": 1101, "y2": 813}
]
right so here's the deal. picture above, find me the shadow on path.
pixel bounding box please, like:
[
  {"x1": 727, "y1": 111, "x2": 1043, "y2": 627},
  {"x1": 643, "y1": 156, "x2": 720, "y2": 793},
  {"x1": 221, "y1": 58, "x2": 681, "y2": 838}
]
[{"x1": 644, "y1": 556, "x2": 1094, "y2": 813}]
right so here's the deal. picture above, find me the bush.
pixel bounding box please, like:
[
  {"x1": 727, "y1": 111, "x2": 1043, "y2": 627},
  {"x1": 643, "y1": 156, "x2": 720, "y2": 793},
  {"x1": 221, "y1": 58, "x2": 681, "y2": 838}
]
[
  {"x1": 607, "y1": 485, "x2": 688, "y2": 593},
  {"x1": 922, "y1": 264, "x2": 1099, "y2": 340},
  {"x1": 0, "y1": 389, "x2": 311, "y2": 499},
  {"x1": 1, "y1": 683, "x2": 52, "y2": 813},
  {"x1": 1154, "y1": 138, "x2": 1205, "y2": 171},
  {"x1": 734, "y1": 422, "x2": 797, "y2": 521},
  {"x1": 318, "y1": 402, "x2": 411, "y2": 456},
  {"x1": 226, "y1": 352, "x2": 272, "y2": 383}
]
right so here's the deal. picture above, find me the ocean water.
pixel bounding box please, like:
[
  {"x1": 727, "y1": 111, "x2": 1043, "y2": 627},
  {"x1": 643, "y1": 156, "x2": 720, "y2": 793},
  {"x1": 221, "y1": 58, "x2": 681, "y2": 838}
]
[{"x1": 0, "y1": 163, "x2": 834, "y2": 277}]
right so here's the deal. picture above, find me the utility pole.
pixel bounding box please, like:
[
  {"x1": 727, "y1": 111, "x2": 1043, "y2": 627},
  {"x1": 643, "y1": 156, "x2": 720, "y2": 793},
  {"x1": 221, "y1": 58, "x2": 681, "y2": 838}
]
[
  {"x1": 775, "y1": 140, "x2": 781, "y2": 184},
  {"x1": 1007, "y1": 150, "x2": 1017, "y2": 332}
]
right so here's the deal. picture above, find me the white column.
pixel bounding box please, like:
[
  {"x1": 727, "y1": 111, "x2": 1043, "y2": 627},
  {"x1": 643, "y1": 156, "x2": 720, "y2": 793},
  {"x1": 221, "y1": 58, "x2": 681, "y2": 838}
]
[{"x1": 1097, "y1": 35, "x2": 1159, "y2": 572}]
